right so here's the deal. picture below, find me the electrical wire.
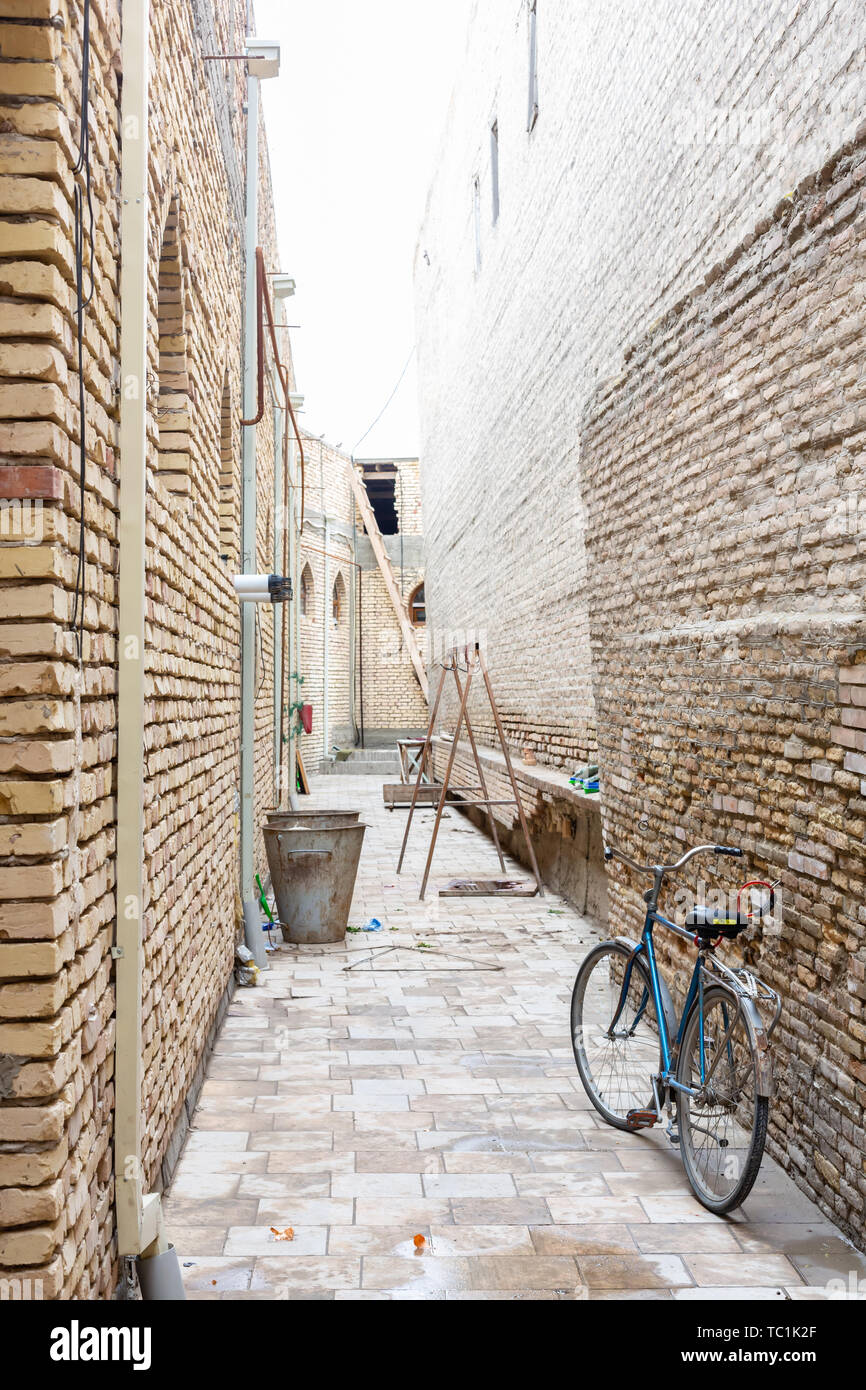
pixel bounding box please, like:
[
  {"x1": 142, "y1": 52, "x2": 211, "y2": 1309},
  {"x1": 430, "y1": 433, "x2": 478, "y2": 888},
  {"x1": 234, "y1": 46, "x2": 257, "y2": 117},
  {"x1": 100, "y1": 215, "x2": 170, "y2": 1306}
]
[
  {"x1": 255, "y1": 605, "x2": 266, "y2": 698},
  {"x1": 71, "y1": 0, "x2": 94, "y2": 662},
  {"x1": 352, "y1": 345, "x2": 416, "y2": 455}
]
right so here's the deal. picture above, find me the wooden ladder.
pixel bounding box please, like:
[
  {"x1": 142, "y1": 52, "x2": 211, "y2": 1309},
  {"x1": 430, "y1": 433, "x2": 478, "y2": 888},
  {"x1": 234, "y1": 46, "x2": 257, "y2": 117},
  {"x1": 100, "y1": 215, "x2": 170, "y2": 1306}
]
[{"x1": 347, "y1": 464, "x2": 429, "y2": 701}]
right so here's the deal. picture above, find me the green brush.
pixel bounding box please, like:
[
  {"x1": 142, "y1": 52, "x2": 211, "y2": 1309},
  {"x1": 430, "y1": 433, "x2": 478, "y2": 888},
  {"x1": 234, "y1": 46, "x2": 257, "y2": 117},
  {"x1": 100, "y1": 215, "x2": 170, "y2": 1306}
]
[{"x1": 255, "y1": 873, "x2": 275, "y2": 925}]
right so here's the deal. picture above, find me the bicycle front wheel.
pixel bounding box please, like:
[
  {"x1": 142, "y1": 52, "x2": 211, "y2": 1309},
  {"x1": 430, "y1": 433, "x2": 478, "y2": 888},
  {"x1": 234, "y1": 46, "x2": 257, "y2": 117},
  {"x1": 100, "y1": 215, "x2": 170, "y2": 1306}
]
[
  {"x1": 677, "y1": 985, "x2": 768, "y2": 1214},
  {"x1": 570, "y1": 940, "x2": 662, "y2": 1129}
]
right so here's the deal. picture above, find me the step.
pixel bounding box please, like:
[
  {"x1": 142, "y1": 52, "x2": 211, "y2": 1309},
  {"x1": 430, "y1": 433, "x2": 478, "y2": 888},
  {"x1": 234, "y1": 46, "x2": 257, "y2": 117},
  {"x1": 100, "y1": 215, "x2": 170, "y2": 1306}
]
[
  {"x1": 325, "y1": 759, "x2": 399, "y2": 777},
  {"x1": 347, "y1": 747, "x2": 399, "y2": 762}
]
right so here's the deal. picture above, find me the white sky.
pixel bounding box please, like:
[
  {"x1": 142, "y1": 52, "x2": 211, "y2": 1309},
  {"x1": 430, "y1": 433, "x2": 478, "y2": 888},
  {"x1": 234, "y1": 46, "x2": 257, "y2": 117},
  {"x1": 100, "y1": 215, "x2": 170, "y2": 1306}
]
[{"x1": 254, "y1": 0, "x2": 469, "y2": 458}]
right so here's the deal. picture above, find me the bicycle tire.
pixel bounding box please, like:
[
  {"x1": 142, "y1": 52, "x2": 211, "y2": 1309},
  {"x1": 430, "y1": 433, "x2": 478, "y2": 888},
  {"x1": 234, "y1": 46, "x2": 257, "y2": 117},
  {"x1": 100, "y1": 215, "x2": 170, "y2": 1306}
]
[
  {"x1": 677, "y1": 985, "x2": 768, "y2": 1214},
  {"x1": 570, "y1": 939, "x2": 662, "y2": 1129}
]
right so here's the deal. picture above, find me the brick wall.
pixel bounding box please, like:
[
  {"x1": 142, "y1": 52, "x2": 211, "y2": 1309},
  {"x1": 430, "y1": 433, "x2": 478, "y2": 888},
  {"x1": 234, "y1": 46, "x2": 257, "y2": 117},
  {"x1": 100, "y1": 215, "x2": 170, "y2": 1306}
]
[
  {"x1": 357, "y1": 456, "x2": 427, "y2": 736},
  {"x1": 297, "y1": 441, "x2": 426, "y2": 769},
  {"x1": 415, "y1": 0, "x2": 866, "y2": 1244},
  {"x1": 415, "y1": 0, "x2": 866, "y2": 771},
  {"x1": 582, "y1": 131, "x2": 866, "y2": 1246},
  {"x1": 357, "y1": 568, "x2": 427, "y2": 736},
  {"x1": 0, "y1": 0, "x2": 290, "y2": 1297},
  {"x1": 298, "y1": 434, "x2": 357, "y2": 766}
]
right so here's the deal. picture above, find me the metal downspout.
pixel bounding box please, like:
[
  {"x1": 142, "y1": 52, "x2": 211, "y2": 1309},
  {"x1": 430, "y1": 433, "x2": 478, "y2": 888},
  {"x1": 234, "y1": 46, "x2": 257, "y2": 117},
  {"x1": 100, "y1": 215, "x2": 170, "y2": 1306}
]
[
  {"x1": 240, "y1": 66, "x2": 261, "y2": 955},
  {"x1": 349, "y1": 511, "x2": 357, "y2": 745},
  {"x1": 290, "y1": 394, "x2": 303, "y2": 798},
  {"x1": 115, "y1": 0, "x2": 181, "y2": 1294},
  {"x1": 323, "y1": 516, "x2": 330, "y2": 760},
  {"x1": 273, "y1": 389, "x2": 282, "y2": 793}
]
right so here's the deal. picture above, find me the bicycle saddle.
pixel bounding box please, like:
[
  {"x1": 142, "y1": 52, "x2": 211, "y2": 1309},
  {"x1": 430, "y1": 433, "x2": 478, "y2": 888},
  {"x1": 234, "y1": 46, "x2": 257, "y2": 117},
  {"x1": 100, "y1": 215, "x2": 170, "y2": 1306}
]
[{"x1": 685, "y1": 905, "x2": 751, "y2": 940}]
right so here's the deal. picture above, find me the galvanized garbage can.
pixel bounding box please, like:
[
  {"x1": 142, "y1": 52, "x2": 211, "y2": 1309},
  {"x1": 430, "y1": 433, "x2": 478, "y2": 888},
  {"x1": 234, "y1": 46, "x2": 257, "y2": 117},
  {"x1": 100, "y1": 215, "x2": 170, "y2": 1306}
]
[
  {"x1": 264, "y1": 808, "x2": 360, "y2": 829},
  {"x1": 264, "y1": 819, "x2": 366, "y2": 945}
]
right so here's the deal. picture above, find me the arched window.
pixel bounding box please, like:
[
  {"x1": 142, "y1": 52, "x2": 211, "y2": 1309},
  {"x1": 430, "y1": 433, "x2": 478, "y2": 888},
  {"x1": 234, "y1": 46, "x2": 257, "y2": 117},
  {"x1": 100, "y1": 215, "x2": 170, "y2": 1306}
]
[
  {"x1": 300, "y1": 563, "x2": 313, "y2": 618},
  {"x1": 155, "y1": 193, "x2": 190, "y2": 495},
  {"x1": 408, "y1": 582, "x2": 425, "y2": 626},
  {"x1": 332, "y1": 572, "x2": 346, "y2": 626}
]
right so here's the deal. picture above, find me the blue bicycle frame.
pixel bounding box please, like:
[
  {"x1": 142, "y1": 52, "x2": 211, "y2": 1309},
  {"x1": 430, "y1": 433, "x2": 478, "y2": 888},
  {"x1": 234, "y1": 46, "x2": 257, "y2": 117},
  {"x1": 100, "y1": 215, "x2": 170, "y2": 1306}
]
[
  {"x1": 600, "y1": 840, "x2": 780, "y2": 1117},
  {"x1": 608, "y1": 900, "x2": 733, "y2": 1101}
]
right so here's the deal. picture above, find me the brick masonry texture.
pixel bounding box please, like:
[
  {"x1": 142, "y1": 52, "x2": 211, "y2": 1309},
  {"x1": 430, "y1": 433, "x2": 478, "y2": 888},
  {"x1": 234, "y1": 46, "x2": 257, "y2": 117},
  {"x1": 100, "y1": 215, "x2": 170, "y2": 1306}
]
[
  {"x1": 582, "y1": 133, "x2": 866, "y2": 1248},
  {"x1": 415, "y1": 0, "x2": 866, "y2": 1246},
  {"x1": 298, "y1": 435, "x2": 356, "y2": 767},
  {"x1": 298, "y1": 436, "x2": 426, "y2": 768},
  {"x1": 0, "y1": 0, "x2": 290, "y2": 1297},
  {"x1": 415, "y1": 0, "x2": 866, "y2": 768}
]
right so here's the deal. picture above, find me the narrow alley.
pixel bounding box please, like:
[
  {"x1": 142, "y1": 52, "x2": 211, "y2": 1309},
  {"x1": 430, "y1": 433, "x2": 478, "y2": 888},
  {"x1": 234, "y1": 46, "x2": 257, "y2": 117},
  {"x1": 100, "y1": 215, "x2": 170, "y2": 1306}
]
[
  {"x1": 3, "y1": 0, "x2": 866, "y2": 1345},
  {"x1": 167, "y1": 778, "x2": 866, "y2": 1301}
]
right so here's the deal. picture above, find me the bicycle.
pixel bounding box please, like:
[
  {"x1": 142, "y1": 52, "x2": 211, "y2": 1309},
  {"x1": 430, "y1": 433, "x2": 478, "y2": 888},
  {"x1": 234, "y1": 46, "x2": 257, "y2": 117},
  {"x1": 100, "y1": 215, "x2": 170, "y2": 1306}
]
[{"x1": 570, "y1": 841, "x2": 781, "y2": 1214}]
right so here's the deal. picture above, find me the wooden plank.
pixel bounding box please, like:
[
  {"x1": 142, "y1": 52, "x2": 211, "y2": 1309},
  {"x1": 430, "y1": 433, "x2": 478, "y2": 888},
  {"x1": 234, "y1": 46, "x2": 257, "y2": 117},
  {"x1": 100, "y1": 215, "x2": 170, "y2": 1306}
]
[
  {"x1": 296, "y1": 748, "x2": 310, "y2": 795},
  {"x1": 384, "y1": 782, "x2": 442, "y2": 808},
  {"x1": 439, "y1": 878, "x2": 539, "y2": 898},
  {"x1": 347, "y1": 464, "x2": 429, "y2": 701}
]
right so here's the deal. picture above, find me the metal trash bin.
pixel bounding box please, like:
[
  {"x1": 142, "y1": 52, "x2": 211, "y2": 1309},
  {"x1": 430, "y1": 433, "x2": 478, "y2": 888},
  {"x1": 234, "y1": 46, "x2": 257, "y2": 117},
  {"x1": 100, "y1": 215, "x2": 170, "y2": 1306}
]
[
  {"x1": 264, "y1": 819, "x2": 366, "y2": 945},
  {"x1": 264, "y1": 809, "x2": 360, "y2": 829}
]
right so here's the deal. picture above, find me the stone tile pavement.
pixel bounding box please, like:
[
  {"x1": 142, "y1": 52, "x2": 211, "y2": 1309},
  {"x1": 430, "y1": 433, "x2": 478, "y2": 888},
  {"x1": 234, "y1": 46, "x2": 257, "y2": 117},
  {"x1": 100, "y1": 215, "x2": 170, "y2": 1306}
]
[{"x1": 166, "y1": 776, "x2": 866, "y2": 1300}]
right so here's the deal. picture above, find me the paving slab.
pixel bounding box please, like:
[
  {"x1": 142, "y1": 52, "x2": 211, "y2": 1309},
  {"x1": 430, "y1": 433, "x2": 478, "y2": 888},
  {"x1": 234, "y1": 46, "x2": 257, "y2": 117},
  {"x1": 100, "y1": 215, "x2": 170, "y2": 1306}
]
[{"x1": 169, "y1": 774, "x2": 866, "y2": 1300}]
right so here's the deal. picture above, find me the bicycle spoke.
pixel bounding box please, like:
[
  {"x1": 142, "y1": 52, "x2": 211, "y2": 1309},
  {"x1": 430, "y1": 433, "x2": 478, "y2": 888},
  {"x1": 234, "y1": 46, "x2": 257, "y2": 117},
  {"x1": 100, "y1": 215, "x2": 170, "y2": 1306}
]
[
  {"x1": 572, "y1": 944, "x2": 659, "y2": 1125},
  {"x1": 678, "y1": 991, "x2": 765, "y2": 1209}
]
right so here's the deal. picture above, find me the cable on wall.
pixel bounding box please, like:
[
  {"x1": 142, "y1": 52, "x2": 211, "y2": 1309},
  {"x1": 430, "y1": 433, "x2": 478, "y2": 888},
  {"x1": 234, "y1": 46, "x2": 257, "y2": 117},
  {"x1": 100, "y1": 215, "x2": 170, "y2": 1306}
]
[{"x1": 71, "y1": 0, "x2": 95, "y2": 662}]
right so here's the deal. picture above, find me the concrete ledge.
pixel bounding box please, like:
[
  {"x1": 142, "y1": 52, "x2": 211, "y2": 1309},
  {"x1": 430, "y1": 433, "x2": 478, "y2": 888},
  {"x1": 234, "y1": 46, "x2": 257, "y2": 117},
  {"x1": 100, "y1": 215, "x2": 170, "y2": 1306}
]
[{"x1": 432, "y1": 737, "x2": 608, "y2": 921}]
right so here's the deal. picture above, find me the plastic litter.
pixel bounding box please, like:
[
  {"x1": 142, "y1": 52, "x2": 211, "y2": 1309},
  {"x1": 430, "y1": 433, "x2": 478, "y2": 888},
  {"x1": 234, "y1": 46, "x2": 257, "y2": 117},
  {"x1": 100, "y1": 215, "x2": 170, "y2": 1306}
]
[
  {"x1": 569, "y1": 762, "x2": 600, "y2": 794},
  {"x1": 270, "y1": 1226, "x2": 294, "y2": 1242},
  {"x1": 235, "y1": 943, "x2": 260, "y2": 987},
  {"x1": 362, "y1": 917, "x2": 383, "y2": 932},
  {"x1": 413, "y1": 1234, "x2": 425, "y2": 1248}
]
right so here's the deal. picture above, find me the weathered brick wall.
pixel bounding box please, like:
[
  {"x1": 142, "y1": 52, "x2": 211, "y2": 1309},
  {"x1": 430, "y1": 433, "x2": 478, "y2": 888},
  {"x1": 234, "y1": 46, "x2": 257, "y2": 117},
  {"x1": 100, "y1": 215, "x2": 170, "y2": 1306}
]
[
  {"x1": 0, "y1": 0, "x2": 290, "y2": 1297},
  {"x1": 298, "y1": 434, "x2": 357, "y2": 766},
  {"x1": 582, "y1": 131, "x2": 866, "y2": 1245},
  {"x1": 415, "y1": 0, "x2": 866, "y2": 772},
  {"x1": 358, "y1": 561, "x2": 427, "y2": 735},
  {"x1": 0, "y1": 0, "x2": 122, "y2": 1301},
  {"x1": 415, "y1": 0, "x2": 866, "y2": 1244},
  {"x1": 297, "y1": 443, "x2": 426, "y2": 768},
  {"x1": 355, "y1": 456, "x2": 427, "y2": 736}
]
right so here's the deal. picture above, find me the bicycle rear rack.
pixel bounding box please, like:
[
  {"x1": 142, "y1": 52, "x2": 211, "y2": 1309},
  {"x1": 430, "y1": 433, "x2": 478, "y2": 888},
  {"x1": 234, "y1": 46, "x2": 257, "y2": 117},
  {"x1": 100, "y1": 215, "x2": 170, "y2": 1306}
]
[{"x1": 704, "y1": 956, "x2": 782, "y2": 1039}]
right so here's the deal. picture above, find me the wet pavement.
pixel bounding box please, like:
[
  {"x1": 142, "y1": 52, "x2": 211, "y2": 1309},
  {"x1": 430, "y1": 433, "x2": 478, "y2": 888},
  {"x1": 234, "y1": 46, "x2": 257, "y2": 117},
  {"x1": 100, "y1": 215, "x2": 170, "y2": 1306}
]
[{"x1": 166, "y1": 775, "x2": 866, "y2": 1300}]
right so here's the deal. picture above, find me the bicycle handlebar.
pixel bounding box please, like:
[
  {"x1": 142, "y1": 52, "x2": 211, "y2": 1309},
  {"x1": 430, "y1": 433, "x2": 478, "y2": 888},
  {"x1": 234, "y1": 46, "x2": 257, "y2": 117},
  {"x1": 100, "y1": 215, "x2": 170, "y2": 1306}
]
[{"x1": 604, "y1": 841, "x2": 743, "y2": 877}]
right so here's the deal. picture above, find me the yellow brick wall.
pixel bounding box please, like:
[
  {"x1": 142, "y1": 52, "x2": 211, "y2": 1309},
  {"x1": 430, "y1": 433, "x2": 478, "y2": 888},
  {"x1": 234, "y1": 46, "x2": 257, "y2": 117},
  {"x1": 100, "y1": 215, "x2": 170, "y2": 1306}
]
[
  {"x1": 296, "y1": 444, "x2": 427, "y2": 770},
  {"x1": 0, "y1": 0, "x2": 291, "y2": 1297}
]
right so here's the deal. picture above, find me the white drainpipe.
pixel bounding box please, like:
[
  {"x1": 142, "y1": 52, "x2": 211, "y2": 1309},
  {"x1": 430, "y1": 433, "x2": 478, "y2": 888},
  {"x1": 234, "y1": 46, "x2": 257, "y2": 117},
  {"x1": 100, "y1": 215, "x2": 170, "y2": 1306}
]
[
  {"x1": 240, "y1": 38, "x2": 280, "y2": 959},
  {"x1": 323, "y1": 516, "x2": 330, "y2": 760},
  {"x1": 115, "y1": 0, "x2": 181, "y2": 1295},
  {"x1": 239, "y1": 59, "x2": 258, "y2": 947},
  {"x1": 272, "y1": 388, "x2": 282, "y2": 792},
  {"x1": 290, "y1": 393, "x2": 304, "y2": 796},
  {"x1": 271, "y1": 277, "x2": 295, "y2": 802}
]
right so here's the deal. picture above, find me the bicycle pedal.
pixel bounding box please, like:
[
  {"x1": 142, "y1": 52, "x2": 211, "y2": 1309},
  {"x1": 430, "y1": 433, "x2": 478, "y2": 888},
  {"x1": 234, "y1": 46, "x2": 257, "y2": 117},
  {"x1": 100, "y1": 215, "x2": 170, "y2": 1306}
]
[{"x1": 626, "y1": 1108, "x2": 659, "y2": 1130}]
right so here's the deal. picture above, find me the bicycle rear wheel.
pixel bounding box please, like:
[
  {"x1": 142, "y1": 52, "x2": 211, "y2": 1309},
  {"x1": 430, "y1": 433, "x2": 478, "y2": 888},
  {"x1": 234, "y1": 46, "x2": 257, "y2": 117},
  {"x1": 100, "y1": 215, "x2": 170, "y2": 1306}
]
[
  {"x1": 570, "y1": 940, "x2": 662, "y2": 1129},
  {"x1": 677, "y1": 985, "x2": 768, "y2": 1214}
]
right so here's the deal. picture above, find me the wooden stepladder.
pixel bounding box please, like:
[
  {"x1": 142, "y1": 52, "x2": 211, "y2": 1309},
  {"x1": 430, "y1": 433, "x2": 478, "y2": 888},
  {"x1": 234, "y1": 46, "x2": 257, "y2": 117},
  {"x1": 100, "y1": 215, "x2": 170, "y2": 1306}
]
[{"x1": 396, "y1": 642, "x2": 544, "y2": 900}]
